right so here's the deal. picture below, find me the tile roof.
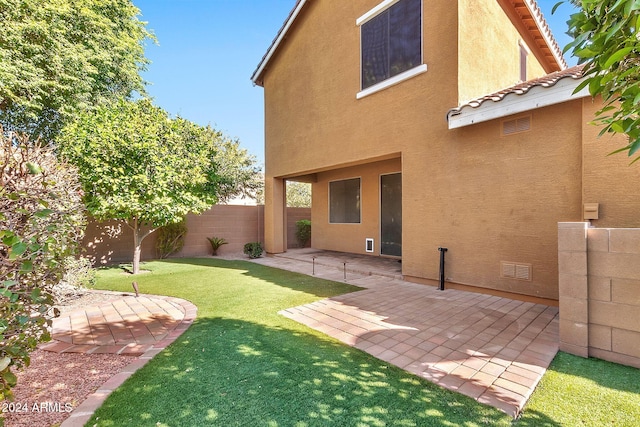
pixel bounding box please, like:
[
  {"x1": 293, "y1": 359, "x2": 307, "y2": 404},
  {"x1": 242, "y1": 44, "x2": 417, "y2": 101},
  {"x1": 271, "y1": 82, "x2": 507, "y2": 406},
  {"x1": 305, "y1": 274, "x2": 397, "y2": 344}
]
[{"x1": 448, "y1": 64, "x2": 585, "y2": 116}]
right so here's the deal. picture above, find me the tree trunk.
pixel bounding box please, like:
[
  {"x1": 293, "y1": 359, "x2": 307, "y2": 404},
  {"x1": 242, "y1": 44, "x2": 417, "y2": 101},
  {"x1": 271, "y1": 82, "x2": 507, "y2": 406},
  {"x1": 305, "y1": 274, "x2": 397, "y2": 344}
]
[
  {"x1": 129, "y1": 217, "x2": 157, "y2": 275},
  {"x1": 132, "y1": 220, "x2": 142, "y2": 275},
  {"x1": 133, "y1": 244, "x2": 142, "y2": 274}
]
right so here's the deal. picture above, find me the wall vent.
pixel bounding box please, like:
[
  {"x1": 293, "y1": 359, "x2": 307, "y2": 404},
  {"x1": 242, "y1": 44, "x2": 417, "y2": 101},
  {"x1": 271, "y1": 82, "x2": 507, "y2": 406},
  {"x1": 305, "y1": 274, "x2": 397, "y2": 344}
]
[
  {"x1": 502, "y1": 116, "x2": 531, "y2": 135},
  {"x1": 500, "y1": 261, "x2": 532, "y2": 281}
]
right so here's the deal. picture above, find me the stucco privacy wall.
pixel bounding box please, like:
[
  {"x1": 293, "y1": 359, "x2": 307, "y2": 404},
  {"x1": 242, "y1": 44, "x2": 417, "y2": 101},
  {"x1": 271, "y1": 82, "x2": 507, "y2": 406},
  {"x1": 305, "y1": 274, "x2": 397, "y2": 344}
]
[
  {"x1": 83, "y1": 206, "x2": 309, "y2": 264},
  {"x1": 558, "y1": 222, "x2": 640, "y2": 369},
  {"x1": 176, "y1": 205, "x2": 265, "y2": 257}
]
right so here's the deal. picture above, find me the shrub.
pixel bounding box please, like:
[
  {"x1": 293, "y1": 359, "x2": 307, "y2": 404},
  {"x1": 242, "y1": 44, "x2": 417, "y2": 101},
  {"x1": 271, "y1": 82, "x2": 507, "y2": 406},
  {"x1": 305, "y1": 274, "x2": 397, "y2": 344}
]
[
  {"x1": 155, "y1": 219, "x2": 187, "y2": 259},
  {"x1": 243, "y1": 242, "x2": 263, "y2": 259},
  {"x1": 207, "y1": 237, "x2": 228, "y2": 256},
  {"x1": 52, "y1": 257, "x2": 96, "y2": 304},
  {"x1": 295, "y1": 219, "x2": 311, "y2": 247},
  {"x1": 0, "y1": 129, "x2": 85, "y2": 403},
  {"x1": 62, "y1": 256, "x2": 96, "y2": 288}
]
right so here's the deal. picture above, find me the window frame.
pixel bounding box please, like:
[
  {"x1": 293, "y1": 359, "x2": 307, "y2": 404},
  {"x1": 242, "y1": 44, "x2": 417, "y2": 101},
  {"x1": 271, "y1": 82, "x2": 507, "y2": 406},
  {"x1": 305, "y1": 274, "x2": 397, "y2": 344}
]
[
  {"x1": 356, "y1": 0, "x2": 426, "y2": 99},
  {"x1": 328, "y1": 177, "x2": 362, "y2": 224}
]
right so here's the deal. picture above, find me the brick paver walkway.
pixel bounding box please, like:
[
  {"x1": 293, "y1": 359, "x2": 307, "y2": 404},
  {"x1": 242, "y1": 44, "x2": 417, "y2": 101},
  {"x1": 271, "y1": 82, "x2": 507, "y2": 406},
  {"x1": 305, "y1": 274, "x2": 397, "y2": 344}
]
[
  {"x1": 40, "y1": 293, "x2": 197, "y2": 427},
  {"x1": 43, "y1": 251, "x2": 559, "y2": 422},
  {"x1": 253, "y1": 250, "x2": 559, "y2": 417},
  {"x1": 42, "y1": 294, "x2": 194, "y2": 356}
]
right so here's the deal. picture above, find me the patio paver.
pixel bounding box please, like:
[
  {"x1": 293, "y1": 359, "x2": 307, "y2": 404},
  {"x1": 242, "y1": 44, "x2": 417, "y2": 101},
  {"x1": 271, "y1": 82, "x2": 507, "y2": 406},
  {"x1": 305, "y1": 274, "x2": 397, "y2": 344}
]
[
  {"x1": 46, "y1": 251, "x2": 558, "y2": 423},
  {"x1": 41, "y1": 292, "x2": 197, "y2": 427},
  {"x1": 253, "y1": 249, "x2": 559, "y2": 417},
  {"x1": 43, "y1": 293, "x2": 195, "y2": 356}
]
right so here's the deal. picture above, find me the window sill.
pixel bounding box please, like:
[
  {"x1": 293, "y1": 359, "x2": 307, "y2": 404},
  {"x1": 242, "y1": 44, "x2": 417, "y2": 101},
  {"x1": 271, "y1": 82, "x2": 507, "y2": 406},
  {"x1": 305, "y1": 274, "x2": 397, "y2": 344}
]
[{"x1": 356, "y1": 64, "x2": 428, "y2": 99}]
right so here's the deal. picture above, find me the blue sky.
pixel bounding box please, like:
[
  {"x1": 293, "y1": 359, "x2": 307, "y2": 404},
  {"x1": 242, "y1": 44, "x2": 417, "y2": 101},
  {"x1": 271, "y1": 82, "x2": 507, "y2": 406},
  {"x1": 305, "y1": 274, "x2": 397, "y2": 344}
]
[{"x1": 132, "y1": 0, "x2": 577, "y2": 166}]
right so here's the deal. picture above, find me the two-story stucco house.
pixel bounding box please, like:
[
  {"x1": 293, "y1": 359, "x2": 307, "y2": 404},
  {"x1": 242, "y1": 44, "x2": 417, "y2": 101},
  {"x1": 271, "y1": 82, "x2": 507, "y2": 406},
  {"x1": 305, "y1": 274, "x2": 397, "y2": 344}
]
[{"x1": 251, "y1": 0, "x2": 640, "y2": 304}]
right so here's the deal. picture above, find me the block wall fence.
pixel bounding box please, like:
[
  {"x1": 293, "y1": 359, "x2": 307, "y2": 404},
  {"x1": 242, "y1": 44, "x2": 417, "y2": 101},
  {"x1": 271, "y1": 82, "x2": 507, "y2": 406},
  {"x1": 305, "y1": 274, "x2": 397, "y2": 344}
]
[
  {"x1": 83, "y1": 205, "x2": 310, "y2": 265},
  {"x1": 558, "y1": 222, "x2": 640, "y2": 369}
]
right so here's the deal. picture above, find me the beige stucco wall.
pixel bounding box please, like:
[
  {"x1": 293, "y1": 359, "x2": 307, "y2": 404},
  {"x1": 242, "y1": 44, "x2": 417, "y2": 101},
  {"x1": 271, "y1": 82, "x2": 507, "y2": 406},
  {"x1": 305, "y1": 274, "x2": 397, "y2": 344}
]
[
  {"x1": 261, "y1": 0, "x2": 579, "y2": 300},
  {"x1": 263, "y1": 0, "x2": 459, "y2": 179},
  {"x1": 311, "y1": 158, "x2": 401, "y2": 254},
  {"x1": 581, "y1": 98, "x2": 640, "y2": 228},
  {"x1": 263, "y1": 0, "x2": 459, "y2": 254},
  {"x1": 558, "y1": 223, "x2": 640, "y2": 369},
  {"x1": 403, "y1": 102, "x2": 583, "y2": 301},
  {"x1": 458, "y1": 0, "x2": 547, "y2": 103},
  {"x1": 260, "y1": 0, "x2": 640, "y2": 301}
]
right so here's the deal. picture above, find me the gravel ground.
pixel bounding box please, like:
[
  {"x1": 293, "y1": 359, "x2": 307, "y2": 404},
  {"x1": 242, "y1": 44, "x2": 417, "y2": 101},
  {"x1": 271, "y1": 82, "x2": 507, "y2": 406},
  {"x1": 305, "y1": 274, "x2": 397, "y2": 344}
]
[{"x1": 3, "y1": 291, "x2": 137, "y2": 427}]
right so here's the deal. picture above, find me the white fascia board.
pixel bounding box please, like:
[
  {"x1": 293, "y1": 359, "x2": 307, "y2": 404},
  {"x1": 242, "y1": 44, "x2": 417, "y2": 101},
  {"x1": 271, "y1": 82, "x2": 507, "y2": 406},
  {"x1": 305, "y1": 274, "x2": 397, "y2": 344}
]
[
  {"x1": 251, "y1": 0, "x2": 308, "y2": 85},
  {"x1": 448, "y1": 78, "x2": 590, "y2": 129}
]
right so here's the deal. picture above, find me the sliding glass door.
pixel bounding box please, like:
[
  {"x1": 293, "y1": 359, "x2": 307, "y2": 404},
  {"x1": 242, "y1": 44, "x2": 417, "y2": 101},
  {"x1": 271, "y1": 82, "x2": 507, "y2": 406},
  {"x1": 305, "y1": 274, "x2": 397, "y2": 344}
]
[{"x1": 380, "y1": 173, "x2": 401, "y2": 257}]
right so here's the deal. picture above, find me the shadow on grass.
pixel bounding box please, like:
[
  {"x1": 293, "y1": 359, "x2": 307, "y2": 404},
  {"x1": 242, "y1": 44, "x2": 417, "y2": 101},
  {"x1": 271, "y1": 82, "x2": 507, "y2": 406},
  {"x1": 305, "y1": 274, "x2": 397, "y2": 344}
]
[
  {"x1": 154, "y1": 257, "x2": 364, "y2": 298},
  {"x1": 513, "y1": 410, "x2": 563, "y2": 427},
  {"x1": 90, "y1": 318, "x2": 514, "y2": 427}
]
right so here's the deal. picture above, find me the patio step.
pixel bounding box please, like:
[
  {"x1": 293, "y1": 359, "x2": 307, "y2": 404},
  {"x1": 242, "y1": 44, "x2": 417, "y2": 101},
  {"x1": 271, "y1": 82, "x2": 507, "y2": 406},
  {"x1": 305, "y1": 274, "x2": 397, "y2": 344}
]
[{"x1": 271, "y1": 250, "x2": 404, "y2": 281}]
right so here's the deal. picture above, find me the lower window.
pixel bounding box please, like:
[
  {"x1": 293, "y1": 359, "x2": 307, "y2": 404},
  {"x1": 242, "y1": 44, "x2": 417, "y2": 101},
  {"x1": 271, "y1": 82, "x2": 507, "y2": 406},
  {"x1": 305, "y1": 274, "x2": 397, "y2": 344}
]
[{"x1": 329, "y1": 178, "x2": 361, "y2": 223}]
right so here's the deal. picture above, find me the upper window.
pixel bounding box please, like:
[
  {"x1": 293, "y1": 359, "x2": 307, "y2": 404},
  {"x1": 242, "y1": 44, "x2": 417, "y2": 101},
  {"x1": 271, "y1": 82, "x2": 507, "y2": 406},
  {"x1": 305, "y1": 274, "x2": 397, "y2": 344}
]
[
  {"x1": 360, "y1": 0, "x2": 422, "y2": 90},
  {"x1": 329, "y1": 178, "x2": 361, "y2": 224}
]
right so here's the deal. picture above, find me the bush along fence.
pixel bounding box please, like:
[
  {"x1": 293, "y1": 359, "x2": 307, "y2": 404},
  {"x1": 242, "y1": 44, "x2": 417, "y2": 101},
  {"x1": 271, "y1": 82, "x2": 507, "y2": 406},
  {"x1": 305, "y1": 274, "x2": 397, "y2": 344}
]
[
  {"x1": 83, "y1": 205, "x2": 310, "y2": 265},
  {"x1": 295, "y1": 219, "x2": 311, "y2": 248}
]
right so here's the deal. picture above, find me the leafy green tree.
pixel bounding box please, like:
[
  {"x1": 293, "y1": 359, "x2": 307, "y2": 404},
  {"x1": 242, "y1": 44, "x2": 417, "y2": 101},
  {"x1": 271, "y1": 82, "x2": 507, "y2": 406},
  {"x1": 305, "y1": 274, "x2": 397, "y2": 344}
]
[
  {"x1": 559, "y1": 0, "x2": 640, "y2": 161},
  {"x1": 1, "y1": 129, "x2": 85, "y2": 405},
  {"x1": 58, "y1": 99, "x2": 220, "y2": 274},
  {"x1": 211, "y1": 133, "x2": 262, "y2": 203},
  {"x1": 286, "y1": 181, "x2": 312, "y2": 207},
  {"x1": 0, "y1": 0, "x2": 153, "y2": 140}
]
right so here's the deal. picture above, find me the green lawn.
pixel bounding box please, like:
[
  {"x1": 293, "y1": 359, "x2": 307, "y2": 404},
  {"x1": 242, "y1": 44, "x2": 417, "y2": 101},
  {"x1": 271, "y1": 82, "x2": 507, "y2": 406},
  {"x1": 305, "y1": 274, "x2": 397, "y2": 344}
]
[
  {"x1": 518, "y1": 352, "x2": 640, "y2": 426},
  {"x1": 87, "y1": 258, "x2": 640, "y2": 426},
  {"x1": 89, "y1": 258, "x2": 511, "y2": 426}
]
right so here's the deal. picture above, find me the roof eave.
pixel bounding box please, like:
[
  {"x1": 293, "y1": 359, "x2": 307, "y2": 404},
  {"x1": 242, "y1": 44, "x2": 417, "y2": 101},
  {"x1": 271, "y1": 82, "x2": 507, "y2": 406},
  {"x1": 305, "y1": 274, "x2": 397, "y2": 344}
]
[
  {"x1": 522, "y1": 0, "x2": 567, "y2": 70},
  {"x1": 252, "y1": 0, "x2": 567, "y2": 86},
  {"x1": 447, "y1": 77, "x2": 590, "y2": 129},
  {"x1": 499, "y1": 0, "x2": 567, "y2": 72},
  {"x1": 251, "y1": 0, "x2": 309, "y2": 87}
]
